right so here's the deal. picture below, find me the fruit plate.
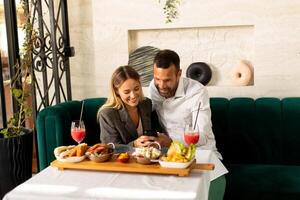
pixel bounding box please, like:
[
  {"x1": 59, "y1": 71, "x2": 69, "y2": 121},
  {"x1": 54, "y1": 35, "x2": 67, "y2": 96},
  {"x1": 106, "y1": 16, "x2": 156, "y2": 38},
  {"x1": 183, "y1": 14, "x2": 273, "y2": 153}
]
[
  {"x1": 159, "y1": 158, "x2": 195, "y2": 169},
  {"x1": 56, "y1": 155, "x2": 86, "y2": 163}
]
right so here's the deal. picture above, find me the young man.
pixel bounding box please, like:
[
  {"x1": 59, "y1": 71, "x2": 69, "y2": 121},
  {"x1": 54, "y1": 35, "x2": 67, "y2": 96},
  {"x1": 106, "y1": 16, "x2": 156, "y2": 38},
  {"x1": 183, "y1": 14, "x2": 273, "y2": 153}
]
[{"x1": 149, "y1": 49, "x2": 221, "y2": 158}]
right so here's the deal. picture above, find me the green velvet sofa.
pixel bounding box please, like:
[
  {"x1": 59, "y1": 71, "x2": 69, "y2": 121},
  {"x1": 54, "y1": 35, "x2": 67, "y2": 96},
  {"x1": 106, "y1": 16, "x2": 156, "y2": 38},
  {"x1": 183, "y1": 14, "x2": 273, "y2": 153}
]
[
  {"x1": 210, "y1": 97, "x2": 300, "y2": 200},
  {"x1": 36, "y1": 97, "x2": 300, "y2": 200}
]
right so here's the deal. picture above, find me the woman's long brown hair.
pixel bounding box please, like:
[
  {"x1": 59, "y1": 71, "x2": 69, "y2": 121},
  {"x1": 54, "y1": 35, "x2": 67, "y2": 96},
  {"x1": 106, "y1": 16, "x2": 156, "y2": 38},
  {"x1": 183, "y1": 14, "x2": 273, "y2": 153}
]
[{"x1": 98, "y1": 65, "x2": 144, "y2": 116}]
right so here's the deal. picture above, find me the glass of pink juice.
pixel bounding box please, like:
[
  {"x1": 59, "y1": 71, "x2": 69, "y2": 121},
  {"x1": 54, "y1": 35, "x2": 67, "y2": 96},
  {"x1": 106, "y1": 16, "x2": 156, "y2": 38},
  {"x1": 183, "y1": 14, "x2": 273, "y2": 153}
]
[
  {"x1": 184, "y1": 125, "x2": 200, "y2": 145},
  {"x1": 71, "y1": 120, "x2": 86, "y2": 144}
]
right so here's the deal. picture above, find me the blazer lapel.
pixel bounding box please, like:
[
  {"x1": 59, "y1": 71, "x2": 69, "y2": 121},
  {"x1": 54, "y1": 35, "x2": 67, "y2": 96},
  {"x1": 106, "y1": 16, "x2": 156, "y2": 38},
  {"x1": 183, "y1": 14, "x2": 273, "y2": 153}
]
[{"x1": 118, "y1": 107, "x2": 138, "y2": 139}]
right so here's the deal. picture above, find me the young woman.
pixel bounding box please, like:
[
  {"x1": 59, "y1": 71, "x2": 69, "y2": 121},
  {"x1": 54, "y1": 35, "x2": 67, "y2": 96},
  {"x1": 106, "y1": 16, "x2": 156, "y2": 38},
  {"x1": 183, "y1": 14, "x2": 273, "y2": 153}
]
[{"x1": 98, "y1": 65, "x2": 171, "y2": 147}]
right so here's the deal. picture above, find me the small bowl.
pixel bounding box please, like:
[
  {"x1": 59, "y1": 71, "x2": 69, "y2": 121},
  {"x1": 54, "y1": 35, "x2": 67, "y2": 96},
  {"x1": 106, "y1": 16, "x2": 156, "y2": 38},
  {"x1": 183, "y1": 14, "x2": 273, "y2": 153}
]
[
  {"x1": 132, "y1": 141, "x2": 162, "y2": 162},
  {"x1": 116, "y1": 152, "x2": 130, "y2": 163},
  {"x1": 86, "y1": 143, "x2": 115, "y2": 162},
  {"x1": 87, "y1": 152, "x2": 113, "y2": 162},
  {"x1": 135, "y1": 156, "x2": 152, "y2": 165}
]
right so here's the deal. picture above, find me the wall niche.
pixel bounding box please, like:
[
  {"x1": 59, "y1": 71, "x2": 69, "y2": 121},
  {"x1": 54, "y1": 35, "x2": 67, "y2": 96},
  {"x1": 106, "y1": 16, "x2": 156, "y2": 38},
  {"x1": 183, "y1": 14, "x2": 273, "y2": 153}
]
[{"x1": 128, "y1": 25, "x2": 254, "y2": 86}]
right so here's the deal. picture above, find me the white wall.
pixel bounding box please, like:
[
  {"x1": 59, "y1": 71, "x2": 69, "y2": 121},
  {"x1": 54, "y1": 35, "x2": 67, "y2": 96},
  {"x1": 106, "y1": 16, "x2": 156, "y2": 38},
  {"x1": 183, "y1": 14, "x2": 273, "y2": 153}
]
[{"x1": 68, "y1": 0, "x2": 300, "y2": 100}]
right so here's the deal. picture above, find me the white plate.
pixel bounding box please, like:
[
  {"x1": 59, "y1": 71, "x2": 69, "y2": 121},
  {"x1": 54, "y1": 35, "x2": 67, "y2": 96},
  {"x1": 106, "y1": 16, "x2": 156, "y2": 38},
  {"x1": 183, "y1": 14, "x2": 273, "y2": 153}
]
[
  {"x1": 56, "y1": 155, "x2": 86, "y2": 163},
  {"x1": 54, "y1": 145, "x2": 86, "y2": 163},
  {"x1": 159, "y1": 158, "x2": 195, "y2": 169}
]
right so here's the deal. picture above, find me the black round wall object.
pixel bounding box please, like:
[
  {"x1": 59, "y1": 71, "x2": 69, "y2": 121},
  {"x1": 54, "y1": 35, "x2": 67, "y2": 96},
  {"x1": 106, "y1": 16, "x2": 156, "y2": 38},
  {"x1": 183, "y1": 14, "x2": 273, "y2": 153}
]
[{"x1": 186, "y1": 62, "x2": 212, "y2": 85}]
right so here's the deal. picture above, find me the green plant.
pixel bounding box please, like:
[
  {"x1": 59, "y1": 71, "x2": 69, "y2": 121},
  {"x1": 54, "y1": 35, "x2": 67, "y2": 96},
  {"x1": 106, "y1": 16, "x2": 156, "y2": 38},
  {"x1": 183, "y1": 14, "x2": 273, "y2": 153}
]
[
  {"x1": 159, "y1": 0, "x2": 181, "y2": 23},
  {"x1": 0, "y1": 0, "x2": 35, "y2": 138}
]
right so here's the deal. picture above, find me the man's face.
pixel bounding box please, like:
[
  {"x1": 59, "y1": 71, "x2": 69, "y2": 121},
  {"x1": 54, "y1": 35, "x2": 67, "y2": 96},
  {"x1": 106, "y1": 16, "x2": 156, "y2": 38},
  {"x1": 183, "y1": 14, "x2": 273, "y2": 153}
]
[{"x1": 153, "y1": 64, "x2": 181, "y2": 98}]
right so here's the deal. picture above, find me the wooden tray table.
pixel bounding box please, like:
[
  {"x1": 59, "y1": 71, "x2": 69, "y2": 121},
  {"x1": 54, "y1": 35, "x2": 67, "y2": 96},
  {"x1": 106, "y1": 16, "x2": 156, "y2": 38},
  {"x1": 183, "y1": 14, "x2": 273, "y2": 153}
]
[{"x1": 51, "y1": 156, "x2": 214, "y2": 177}]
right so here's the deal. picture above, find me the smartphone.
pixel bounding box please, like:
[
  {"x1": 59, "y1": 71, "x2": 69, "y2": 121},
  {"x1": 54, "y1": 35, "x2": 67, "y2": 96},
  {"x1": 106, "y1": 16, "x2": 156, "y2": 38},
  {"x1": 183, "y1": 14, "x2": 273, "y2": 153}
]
[{"x1": 143, "y1": 130, "x2": 158, "y2": 137}]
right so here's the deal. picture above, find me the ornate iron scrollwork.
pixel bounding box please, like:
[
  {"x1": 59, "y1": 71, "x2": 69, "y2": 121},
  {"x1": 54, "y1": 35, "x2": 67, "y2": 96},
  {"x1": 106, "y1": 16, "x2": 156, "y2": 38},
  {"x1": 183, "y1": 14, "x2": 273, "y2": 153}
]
[{"x1": 30, "y1": 0, "x2": 73, "y2": 116}]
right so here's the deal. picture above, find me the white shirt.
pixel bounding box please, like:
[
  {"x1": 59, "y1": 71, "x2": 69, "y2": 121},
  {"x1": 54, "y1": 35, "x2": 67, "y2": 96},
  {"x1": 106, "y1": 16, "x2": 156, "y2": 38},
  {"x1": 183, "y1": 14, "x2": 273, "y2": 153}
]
[{"x1": 149, "y1": 77, "x2": 222, "y2": 159}]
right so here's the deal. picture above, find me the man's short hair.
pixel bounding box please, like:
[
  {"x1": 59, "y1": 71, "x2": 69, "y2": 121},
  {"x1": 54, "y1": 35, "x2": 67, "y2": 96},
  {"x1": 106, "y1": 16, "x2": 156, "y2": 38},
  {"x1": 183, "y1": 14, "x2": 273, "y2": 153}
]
[{"x1": 154, "y1": 49, "x2": 180, "y2": 71}]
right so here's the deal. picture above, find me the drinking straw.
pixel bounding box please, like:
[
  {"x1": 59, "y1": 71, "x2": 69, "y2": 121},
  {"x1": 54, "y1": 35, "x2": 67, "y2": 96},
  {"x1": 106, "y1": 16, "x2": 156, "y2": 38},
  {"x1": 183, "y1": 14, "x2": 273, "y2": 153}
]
[
  {"x1": 79, "y1": 101, "x2": 84, "y2": 126},
  {"x1": 193, "y1": 101, "x2": 201, "y2": 130}
]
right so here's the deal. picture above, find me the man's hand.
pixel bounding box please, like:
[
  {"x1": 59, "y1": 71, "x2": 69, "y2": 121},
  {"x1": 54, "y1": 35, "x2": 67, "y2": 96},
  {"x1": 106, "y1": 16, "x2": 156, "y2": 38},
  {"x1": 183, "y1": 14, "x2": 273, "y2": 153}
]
[
  {"x1": 155, "y1": 133, "x2": 172, "y2": 147},
  {"x1": 133, "y1": 135, "x2": 156, "y2": 147}
]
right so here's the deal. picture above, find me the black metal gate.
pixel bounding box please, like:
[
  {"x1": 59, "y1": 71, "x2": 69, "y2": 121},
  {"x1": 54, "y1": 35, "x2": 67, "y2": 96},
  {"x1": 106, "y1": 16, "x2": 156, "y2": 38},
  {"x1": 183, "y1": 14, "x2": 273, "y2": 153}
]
[
  {"x1": 0, "y1": 0, "x2": 74, "y2": 128},
  {"x1": 30, "y1": 0, "x2": 74, "y2": 120}
]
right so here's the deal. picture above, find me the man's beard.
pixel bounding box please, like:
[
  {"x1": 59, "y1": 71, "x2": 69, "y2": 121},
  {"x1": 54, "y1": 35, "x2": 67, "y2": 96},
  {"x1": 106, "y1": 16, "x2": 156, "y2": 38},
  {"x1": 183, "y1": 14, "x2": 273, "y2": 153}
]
[{"x1": 155, "y1": 84, "x2": 178, "y2": 98}]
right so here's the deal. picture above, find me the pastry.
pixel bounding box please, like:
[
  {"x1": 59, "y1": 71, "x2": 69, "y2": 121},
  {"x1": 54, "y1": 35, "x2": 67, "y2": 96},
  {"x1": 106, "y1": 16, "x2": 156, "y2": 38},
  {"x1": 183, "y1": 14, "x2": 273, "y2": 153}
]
[{"x1": 76, "y1": 143, "x2": 88, "y2": 156}]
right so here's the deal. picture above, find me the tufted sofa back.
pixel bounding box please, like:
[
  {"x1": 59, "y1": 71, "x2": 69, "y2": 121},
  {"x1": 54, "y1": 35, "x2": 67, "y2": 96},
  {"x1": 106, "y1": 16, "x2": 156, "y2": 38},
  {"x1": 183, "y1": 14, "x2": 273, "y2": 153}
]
[{"x1": 211, "y1": 97, "x2": 300, "y2": 166}]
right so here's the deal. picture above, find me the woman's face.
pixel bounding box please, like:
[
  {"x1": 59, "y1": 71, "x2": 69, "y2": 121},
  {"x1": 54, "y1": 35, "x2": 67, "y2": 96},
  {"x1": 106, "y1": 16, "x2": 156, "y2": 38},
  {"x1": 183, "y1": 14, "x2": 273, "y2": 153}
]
[{"x1": 117, "y1": 78, "x2": 141, "y2": 108}]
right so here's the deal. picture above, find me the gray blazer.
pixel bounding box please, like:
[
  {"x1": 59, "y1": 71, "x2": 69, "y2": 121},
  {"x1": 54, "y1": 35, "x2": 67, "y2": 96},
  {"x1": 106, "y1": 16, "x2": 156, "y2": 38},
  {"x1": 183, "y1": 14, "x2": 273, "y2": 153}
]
[{"x1": 99, "y1": 98, "x2": 153, "y2": 144}]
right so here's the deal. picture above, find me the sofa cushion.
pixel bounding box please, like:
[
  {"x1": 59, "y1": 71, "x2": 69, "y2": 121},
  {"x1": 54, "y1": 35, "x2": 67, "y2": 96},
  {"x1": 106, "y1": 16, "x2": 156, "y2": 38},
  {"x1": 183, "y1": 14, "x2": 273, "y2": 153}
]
[
  {"x1": 81, "y1": 98, "x2": 107, "y2": 144},
  {"x1": 210, "y1": 98, "x2": 229, "y2": 161},
  {"x1": 225, "y1": 164, "x2": 300, "y2": 200},
  {"x1": 282, "y1": 98, "x2": 300, "y2": 165},
  {"x1": 36, "y1": 98, "x2": 107, "y2": 169},
  {"x1": 227, "y1": 98, "x2": 256, "y2": 163},
  {"x1": 220, "y1": 97, "x2": 284, "y2": 164},
  {"x1": 254, "y1": 98, "x2": 282, "y2": 164},
  {"x1": 37, "y1": 100, "x2": 81, "y2": 169}
]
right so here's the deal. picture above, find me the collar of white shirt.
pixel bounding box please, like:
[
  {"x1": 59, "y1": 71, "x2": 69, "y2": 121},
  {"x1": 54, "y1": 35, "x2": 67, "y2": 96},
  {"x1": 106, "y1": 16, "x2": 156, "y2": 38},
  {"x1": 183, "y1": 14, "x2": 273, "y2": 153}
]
[{"x1": 173, "y1": 77, "x2": 185, "y2": 99}]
